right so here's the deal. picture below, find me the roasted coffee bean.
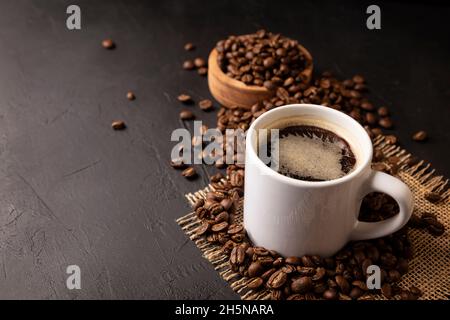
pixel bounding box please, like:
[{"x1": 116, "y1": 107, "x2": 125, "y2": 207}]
[
  {"x1": 248, "y1": 261, "x2": 264, "y2": 277},
  {"x1": 183, "y1": 60, "x2": 195, "y2": 70},
  {"x1": 373, "y1": 150, "x2": 385, "y2": 162},
  {"x1": 281, "y1": 264, "x2": 296, "y2": 273},
  {"x1": 216, "y1": 199, "x2": 231, "y2": 212},
  {"x1": 197, "y1": 67, "x2": 208, "y2": 76},
  {"x1": 385, "y1": 135, "x2": 398, "y2": 145},
  {"x1": 335, "y1": 275, "x2": 350, "y2": 294},
  {"x1": 184, "y1": 42, "x2": 195, "y2": 51},
  {"x1": 206, "y1": 191, "x2": 225, "y2": 202},
  {"x1": 412, "y1": 130, "x2": 427, "y2": 142},
  {"x1": 179, "y1": 109, "x2": 195, "y2": 120},
  {"x1": 285, "y1": 257, "x2": 302, "y2": 265},
  {"x1": 267, "y1": 270, "x2": 288, "y2": 289},
  {"x1": 230, "y1": 245, "x2": 245, "y2": 265},
  {"x1": 257, "y1": 256, "x2": 274, "y2": 267},
  {"x1": 353, "y1": 74, "x2": 365, "y2": 84},
  {"x1": 177, "y1": 94, "x2": 192, "y2": 103},
  {"x1": 215, "y1": 211, "x2": 229, "y2": 223},
  {"x1": 297, "y1": 266, "x2": 316, "y2": 276},
  {"x1": 312, "y1": 267, "x2": 326, "y2": 281},
  {"x1": 210, "y1": 172, "x2": 224, "y2": 183},
  {"x1": 170, "y1": 158, "x2": 186, "y2": 170},
  {"x1": 427, "y1": 223, "x2": 445, "y2": 236},
  {"x1": 409, "y1": 286, "x2": 422, "y2": 297},
  {"x1": 253, "y1": 247, "x2": 269, "y2": 256},
  {"x1": 126, "y1": 91, "x2": 135, "y2": 101},
  {"x1": 365, "y1": 112, "x2": 377, "y2": 125},
  {"x1": 111, "y1": 120, "x2": 126, "y2": 130},
  {"x1": 195, "y1": 207, "x2": 208, "y2": 219},
  {"x1": 192, "y1": 198, "x2": 204, "y2": 210},
  {"x1": 221, "y1": 240, "x2": 235, "y2": 254},
  {"x1": 247, "y1": 277, "x2": 264, "y2": 290},
  {"x1": 323, "y1": 288, "x2": 338, "y2": 300},
  {"x1": 261, "y1": 268, "x2": 276, "y2": 281},
  {"x1": 211, "y1": 221, "x2": 229, "y2": 232},
  {"x1": 263, "y1": 80, "x2": 276, "y2": 90},
  {"x1": 360, "y1": 101, "x2": 374, "y2": 111},
  {"x1": 194, "y1": 57, "x2": 206, "y2": 68},
  {"x1": 378, "y1": 106, "x2": 389, "y2": 117},
  {"x1": 424, "y1": 191, "x2": 442, "y2": 203},
  {"x1": 381, "y1": 283, "x2": 392, "y2": 298},
  {"x1": 231, "y1": 233, "x2": 245, "y2": 242},
  {"x1": 227, "y1": 224, "x2": 243, "y2": 235},
  {"x1": 349, "y1": 287, "x2": 364, "y2": 299},
  {"x1": 379, "y1": 117, "x2": 393, "y2": 129},
  {"x1": 181, "y1": 167, "x2": 197, "y2": 179},
  {"x1": 199, "y1": 99, "x2": 213, "y2": 111},
  {"x1": 273, "y1": 257, "x2": 284, "y2": 268},
  {"x1": 102, "y1": 39, "x2": 115, "y2": 49},
  {"x1": 291, "y1": 277, "x2": 313, "y2": 294},
  {"x1": 195, "y1": 222, "x2": 210, "y2": 236},
  {"x1": 301, "y1": 256, "x2": 315, "y2": 268}
]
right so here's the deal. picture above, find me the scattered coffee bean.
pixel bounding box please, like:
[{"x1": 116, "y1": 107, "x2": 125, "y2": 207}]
[
  {"x1": 170, "y1": 158, "x2": 186, "y2": 170},
  {"x1": 179, "y1": 110, "x2": 195, "y2": 120},
  {"x1": 102, "y1": 39, "x2": 115, "y2": 49},
  {"x1": 194, "y1": 57, "x2": 206, "y2": 68},
  {"x1": 111, "y1": 120, "x2": 126, "y2": 130},
  {"x1": 177, "y1": 94, "x2": 192, "y2": 103},
  {"x1": 184, "y1": 42, "x2": 195, "y2": 51},
  {"x1": 412, "y1": 130, "x2": 428, "y2": 142},
  {"x1": 378, "y1": 106, "x2": 389, "y2": 117},
  {"x1": 181, "y1": 167, "x2": 197, "y2": 179},
  {"x1": 385, "y1": 135, "x2": 398, "y2": 145},
  {"x1": 379, "y1": 117, "x2": 393, "y2": 129},
  {"x1": 197, "y1": 67, "x2": 208, "y2": 76},
  {"x1": 199, "y1": 99, "x2": 213, "y2": 111},
  {"x1": 424, "y1": 191, "x2": 442, "y2": 203},
  {"x1": 183, "y1": 60, "x2": 195, "y2": 70},
  {"x1": 126, "y1": 91, "x2": 135, "y2": 101}
]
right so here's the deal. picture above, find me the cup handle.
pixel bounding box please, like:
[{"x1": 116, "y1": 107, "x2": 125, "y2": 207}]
[{"x1": 349, "y1": 170, "x2": 414, "y2": 241}]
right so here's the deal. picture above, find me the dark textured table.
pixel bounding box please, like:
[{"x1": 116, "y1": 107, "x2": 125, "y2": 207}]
[{"x1": 0, "y1": 0, "x2": 448, "y2": 299}]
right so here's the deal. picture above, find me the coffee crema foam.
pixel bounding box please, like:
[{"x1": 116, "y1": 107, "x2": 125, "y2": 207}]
[{"x1": 263, "y1": 123, "x2": 356, "y2": 182}]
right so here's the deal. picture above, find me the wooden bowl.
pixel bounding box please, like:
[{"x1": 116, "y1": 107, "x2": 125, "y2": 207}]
[{"x1": 208, "y1": 45, "x2": 313, "y2": 109}]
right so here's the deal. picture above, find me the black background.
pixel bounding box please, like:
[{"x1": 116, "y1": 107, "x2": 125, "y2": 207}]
[{"x1": 0, "y1": 0, "x2": 448, "y2": 299}]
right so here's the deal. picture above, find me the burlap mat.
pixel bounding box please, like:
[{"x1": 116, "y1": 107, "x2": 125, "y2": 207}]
[{"x1": 177, "y1": 135, "x2": 450, "y2": 300}]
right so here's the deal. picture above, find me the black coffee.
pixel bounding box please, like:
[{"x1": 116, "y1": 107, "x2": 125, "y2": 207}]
[{"x1": 266, "y1": 125, "x2": 356, "y2": 181}]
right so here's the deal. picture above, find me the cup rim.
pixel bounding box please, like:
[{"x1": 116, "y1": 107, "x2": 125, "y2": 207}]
[{"x1": 246, "y1": 104, "x2": 373, "y2": 187}]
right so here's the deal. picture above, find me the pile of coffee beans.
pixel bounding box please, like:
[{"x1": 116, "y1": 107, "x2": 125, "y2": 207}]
[
  {"x1": 191, "y1": 176, "x2": 426, "y2": 300},
  {"x1": 216, "y1": 30, "x2": 308, "y2": 89}
]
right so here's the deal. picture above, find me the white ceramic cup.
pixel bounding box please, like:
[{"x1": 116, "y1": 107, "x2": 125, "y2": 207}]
[{"x1": 244, "y1": 104, "x2": 413, "y2": 257}]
